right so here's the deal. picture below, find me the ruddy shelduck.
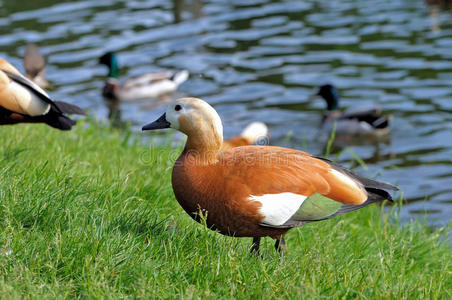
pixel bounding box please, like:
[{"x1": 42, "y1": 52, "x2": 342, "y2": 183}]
[
  {"x1": 222, "y1": 121, "x2": 268, "y2": 151},
  {"x1": 0, "y1": 58, "x2": 85, "y2": 130},
  {"x1": 142, "y1": 98, "x2": 397, "y2": 257}
]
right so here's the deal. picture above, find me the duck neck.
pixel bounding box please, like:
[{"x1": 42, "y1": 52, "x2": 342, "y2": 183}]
[
  {"x1": 108, "y1": 55, "x2": 119, "y2": 79},
  {"x1": 183, "y1": 130, "x2": 223, "y2": 165},
  {"x1": 325, "y1": 88, "x2": 340, "y2": 111},
  {"x1": 326, "y1": 96, "x2": 339, "y2": 111}
]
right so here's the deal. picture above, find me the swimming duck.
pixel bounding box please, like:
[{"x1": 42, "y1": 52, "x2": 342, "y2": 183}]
[
  {"x1": 0, "y1": 58, "x2": 85, "y2": 130},
  {"x1": 23, "y1": 44, "x2": 50, "y2": 89},
  {"x1": 99, "y1": 52, "x2": 189, "y2": 101},
  {"x1": 317, "y1": 84, "x2": 391, "y2": 137},
  {"x1": 142, "y1": 98, "x2": 397, "y2": 257},
  {"x1": 222, "y1": 121, "x2": 268, "y2": 151}
]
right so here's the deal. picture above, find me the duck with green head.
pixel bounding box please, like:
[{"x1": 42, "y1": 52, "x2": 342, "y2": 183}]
[
  {"x1": 317, "y1": 84, "x2": 391, "y2": 137},
  {"x1": 99, "y1": 52, "x2": 189, "y2": 101}
]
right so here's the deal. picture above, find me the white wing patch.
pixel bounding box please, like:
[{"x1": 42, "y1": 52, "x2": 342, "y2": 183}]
[{"x1": 249, "y1": 193, "x2": 307, "y2": 226}]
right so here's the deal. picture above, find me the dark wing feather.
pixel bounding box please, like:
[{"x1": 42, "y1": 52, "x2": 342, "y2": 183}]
[
  {"x1": 339, "y1": 108, "x2": 390, "y2": 129},
  {"x1": 313, "y1": 156, "x2": 398, "y2": 191},
  {"x1": 340, "y1": 108, "x2": 381, "y2": 120},
  {"x1": 54, "y1": 101, "x2": 86, "y2": 116},
  {"x1": 0, "y1": 106, "x2": 75, "y2": 130}
]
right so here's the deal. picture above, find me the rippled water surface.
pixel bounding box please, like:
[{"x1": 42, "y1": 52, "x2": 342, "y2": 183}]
[{"x1": 1, "y1": 0, "x2": 452, "y2": 229}]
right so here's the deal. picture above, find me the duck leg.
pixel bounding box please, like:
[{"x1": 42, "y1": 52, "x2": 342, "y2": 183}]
[
  {"x1": 250, "y1": 237, "x2": 261, "y2": 256},
  {"x1": 274, "y1": 237, "x2": 286, "y2": 261}
]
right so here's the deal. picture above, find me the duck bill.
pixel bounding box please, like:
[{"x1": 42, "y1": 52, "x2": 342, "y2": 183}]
[{"x1": 142, "y1": 113, "x2": 171, "y2": 131}]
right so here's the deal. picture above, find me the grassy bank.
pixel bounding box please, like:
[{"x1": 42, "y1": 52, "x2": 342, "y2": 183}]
[{"x1": 0, "y1": 121, "x2": 450, "y2": 299}]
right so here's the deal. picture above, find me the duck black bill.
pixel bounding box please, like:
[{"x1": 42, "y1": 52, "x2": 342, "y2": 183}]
[{"x1": 142, "y1": 113, "x2": 171, "y2": 131}]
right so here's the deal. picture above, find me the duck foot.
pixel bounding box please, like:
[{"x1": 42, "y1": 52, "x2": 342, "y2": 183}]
[
  {"x1": 250, "y1": 237, "x2": 261, "y2": 257},
  {"x1": 274, "y1": 237, "x2": 286, "y2": 262}
]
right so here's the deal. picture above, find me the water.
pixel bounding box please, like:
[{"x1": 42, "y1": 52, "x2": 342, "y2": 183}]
[{"x1": 1, "y1": 0, "x2": 451, "y2": 230}]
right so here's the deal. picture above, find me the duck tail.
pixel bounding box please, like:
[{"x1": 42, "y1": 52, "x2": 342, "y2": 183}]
[
  {"x1": 170, "y1": 70, "x2": 189, "y2": 86},
  {"x1": 54, "y1": 101, "x2": 86, "y2": 116},
  {"x1": 239, "y1": 122, "x2": 269, "y2": 144},
  {"x1": 372, "y1": 116, "x2": 390, "y2": 129},
  {"x1": 313, "y1": 187, "x2": 393, "y2": 222},
  {"x1": 39, "y1": 103, "x2": 76, "y2": 130}
]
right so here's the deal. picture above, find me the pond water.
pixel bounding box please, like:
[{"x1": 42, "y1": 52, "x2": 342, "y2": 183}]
[{"x1": 1, "y1": 0, "x2": 451, "y2": 231}]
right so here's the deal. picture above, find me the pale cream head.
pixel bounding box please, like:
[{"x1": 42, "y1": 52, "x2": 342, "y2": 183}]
[{"x1": 165, "y1": 97, "x2": 223, "y2": 141}]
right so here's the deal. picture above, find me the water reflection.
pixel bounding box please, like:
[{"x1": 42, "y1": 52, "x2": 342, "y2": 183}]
[{"x1": 104, "y1": 97, "x2": 124, "y2": 129}]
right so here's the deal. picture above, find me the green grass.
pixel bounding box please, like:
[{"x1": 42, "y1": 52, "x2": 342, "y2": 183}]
[{"x1": 0, "y1": 121, "x2": 450, "y2": 299}]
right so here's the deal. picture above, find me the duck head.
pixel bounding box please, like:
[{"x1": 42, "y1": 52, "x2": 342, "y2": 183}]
[
  {"x1": 99, "y1": 52, "x2": 119, "y2": 78},
  {"x1": 317, "y1": 84, "x2": 340, "y2": 111},
  {"x1": 143, "y1": 98, "x2": 224, "y2": 159}
]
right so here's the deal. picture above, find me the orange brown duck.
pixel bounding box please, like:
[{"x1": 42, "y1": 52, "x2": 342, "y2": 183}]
[
  {"x1": 0, "y1": 58, "x2": 85, "y2": 130},
  {"x1": 142, "y1": 98, "x2": 398, "y2": 257}
]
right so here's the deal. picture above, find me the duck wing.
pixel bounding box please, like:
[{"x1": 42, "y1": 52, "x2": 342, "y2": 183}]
[
  {"x1": 0, "y1": 69, "x2": 52, "y2": 116},
  {"x1": 2, "y1": 71, "x2": 83, "y2": 130},
  {"x1": 3, "y1": 70, "x2": 55, "y2": 108},
  {"x1": 122, "y1": 71, "x2": 174, "y2": 89},
  {"x1": 339, "y1": 108, "x2": 390, "y2": 129},
  {"x1": 123, "y1": 70, "x2": 189, "y2": 88},
  {"x1": 6, "y1": 71, "x2": 85, "y2": 115},
  {"x1": 119, "y1": 70, "x2": 189, "y2": 100},
  {"x1": 216, "y1": 146, "x2": 397, "y2": 229}
]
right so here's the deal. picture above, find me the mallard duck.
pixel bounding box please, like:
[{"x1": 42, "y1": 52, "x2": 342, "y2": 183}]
[
  {"x1": 222, "y1": 121, "x2": 269, "y2": 151},
  {"x1": 99, "y1": 52, "x2": 189, "y2": 101},
  {"x1": 0, "y1": 58, "x2": 85, "y2": 130},
  {"x1": 142, "y1": 97, "x2": 397, "y2": 257},
  {"x1": 317, "y1": 84, "x2": 391, "y2": 137},
  {"x1": 23, "y1": 44, "x2": 50, "y2": 89}
]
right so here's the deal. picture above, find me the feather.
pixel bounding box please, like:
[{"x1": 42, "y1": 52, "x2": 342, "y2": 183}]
[
  {"x1": 54, "y1": 101, "x2": 86, "y2": 116},
  {"x1": 3, "y1": 70, "x2": 55, "y2": 109},
  {"x1": 313, "y1": 156, "x2": 398, "y2": 191}
]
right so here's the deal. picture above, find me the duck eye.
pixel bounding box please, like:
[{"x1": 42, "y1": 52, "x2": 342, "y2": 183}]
[{"x1": 175, "y1": 104, "x2": 182, "y2": 111}]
